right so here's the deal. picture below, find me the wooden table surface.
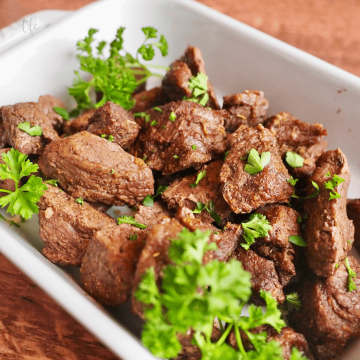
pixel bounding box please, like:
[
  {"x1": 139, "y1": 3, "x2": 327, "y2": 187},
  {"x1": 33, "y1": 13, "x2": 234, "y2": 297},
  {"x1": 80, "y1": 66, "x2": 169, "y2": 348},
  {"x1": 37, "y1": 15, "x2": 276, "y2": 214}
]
[{"x1": 0, "y1": 0, "x2": 360, "y2": 359}]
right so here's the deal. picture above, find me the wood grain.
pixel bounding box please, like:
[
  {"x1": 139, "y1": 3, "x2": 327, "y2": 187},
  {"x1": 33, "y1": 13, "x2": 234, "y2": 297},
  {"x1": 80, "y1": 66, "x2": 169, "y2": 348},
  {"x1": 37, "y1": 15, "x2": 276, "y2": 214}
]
[
  {"x1": 0, "y1": 252, "x2": 119, "y2": 360},
  {"x1": 0, "y1": 0, "x2": 360, "y2": 359}
]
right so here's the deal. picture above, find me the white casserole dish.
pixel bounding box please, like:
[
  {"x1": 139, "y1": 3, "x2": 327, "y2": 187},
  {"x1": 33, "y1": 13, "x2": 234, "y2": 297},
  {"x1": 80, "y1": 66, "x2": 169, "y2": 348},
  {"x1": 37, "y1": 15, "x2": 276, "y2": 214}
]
[{"x1": 0, "y1": 0, "x2": 360, "y2": 359}]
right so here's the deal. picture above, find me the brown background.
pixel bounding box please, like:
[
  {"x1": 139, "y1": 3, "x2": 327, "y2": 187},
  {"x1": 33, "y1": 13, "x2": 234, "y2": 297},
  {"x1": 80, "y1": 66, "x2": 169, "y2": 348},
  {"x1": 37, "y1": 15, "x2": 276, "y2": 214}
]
[{"x1": 0, "y1": 0, "x2": 359, "y2": 359}]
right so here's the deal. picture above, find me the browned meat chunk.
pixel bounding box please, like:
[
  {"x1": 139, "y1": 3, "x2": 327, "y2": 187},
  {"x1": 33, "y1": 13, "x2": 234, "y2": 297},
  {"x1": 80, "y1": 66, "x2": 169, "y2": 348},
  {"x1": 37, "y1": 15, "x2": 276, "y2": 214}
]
[
  {"x1": 179, "y1": 46, "x2": 220, "y2": 110},
  {"x1": 38, "y1": 131, "x2": 154, "y2": 206},
  {"x1": 175, "y1": 207, "x2": 242, "y2": 263},
  {"x1": 162, "y1": 160, "x2": 231, "y2": 225},
  {"x1": 87, "y1": 101, "x2": 140, "y2": 150},
  {"x1": 131, "y1": 87, "x2": 167, "y2": 114},
  {"x1": 347, "y1": 199, "x2": 360, "y2": 253},
  {"x1": 133, "y1": 101, "x2": 226, "y2": 175},
  {"x1": 37, "y1": 94, "x2": 65, "y2": 132},
  {"x1": 228, "y1": 326, "x2": 313, "y2": 360},
  {"x1": 38, "y1": 184, "x2": 115, "y2": 266},
  {"x1": 292, "y1": 256, "x2": 360, "y2": 360},
  {"x1": 253, "y1": 204, "x2": 299, "y2": 286},
  {"x1": 304, "y1": 149, "x2": 354, "y2": 277},
  {"x1": 63, "y1": 108, "x2": 96, "y2": 135},
  {"x1": 132, "y1": 218, "x2": 184, "y2": 317},
  {"x1": 220, "y1": 124, "x2": 293, "y2": 213},
  {"x1": 162, "y1": 46, "x2": 220, "y2": 109},
  {"x1": 162, "y1": 61, "x2": 193, "y2": 101},
  {"x1": 264, "y1": 112, "x2": 328, "y2": 177},
  {"x1": 231, "y1": 246, "x2": 285, "y2": 304},
  {"x1": 80, "y1": 223, "x2": 146, "y2": 306},
  {"x1": 0, "y1": 148, "x2": 16, "y2": 197},
  {"x1": 0, "y1": 111, "x2": 7, "y2": 148},
  {"x1": 222, "y1": 90, "x2": 269, "y2": 132},
  {"x1": 1, "y1": 103, "x2": 58, "y2": 155},
  {"x1": 134, "y1": 201, "x2": 173, "y2": 228}
]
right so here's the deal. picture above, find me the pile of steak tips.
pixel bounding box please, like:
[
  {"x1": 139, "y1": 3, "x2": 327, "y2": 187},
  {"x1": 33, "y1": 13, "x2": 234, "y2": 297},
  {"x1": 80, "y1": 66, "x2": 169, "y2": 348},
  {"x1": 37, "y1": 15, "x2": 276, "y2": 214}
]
[{"x1": 1, "y1": 45, "x2": 360, "y2": 360}]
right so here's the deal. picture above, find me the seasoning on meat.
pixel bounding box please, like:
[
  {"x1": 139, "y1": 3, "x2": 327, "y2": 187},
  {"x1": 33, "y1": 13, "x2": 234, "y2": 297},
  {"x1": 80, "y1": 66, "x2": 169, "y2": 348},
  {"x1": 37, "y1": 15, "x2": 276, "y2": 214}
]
[
  {"x1": 80, "y1": 223, "x2": 146, "y2": 306},
  {"x1": 304, "y1": 149, "x2": 354, "y2": 277},
  {"x1": 264, "y1": 112, "x2": 328, "y2": 177},
  {"x1": 63, "y1": 108, "x2": 97, "y2": 135},
  {"x1": 220, "y1": 124, "x2": 293, "y2": 213},
  {"x1": 38, "y1": 131, "x2": 154, "y2": 206},
  {"x1": 162, "y1": 46, "x2": 220, "y2": 109},
  {"x1": 175, "y1": 207, "x2": 242, "y2": 263},
  {"x1": 162, "y1": 160, "x2": 231, "y2": 225},
  {"x1": 132, "y1": 218, "x2": 184, "y2": 318},
  {"x1": 347, "y1": 199, "x2": 360, "y2": 253},
  {"x1": 37, "y1": 94, "x2": 66, "y2": 133},
  {"x1": 253, "y1": 204, "x2": 299, "y2": 286},
  {"x1": 38, "y1": 184, "x2": 115, "y2": 266},
  {"x1": 131, "y1": 87, "x2": 167, "y2": 114},
  {"x1": 1, "y1": 102, "x2": 59, "y2": 155},
  {"x1": 231, "y1": 246, "x2": 285, "y2": 304},
  {"x1": 222, "y1": 90, "x2": 269, "y2": 132},
  {"x1": 87, "y1": 101, "x2": 140, "y2": 150},
  {"x1": 291, "y1": 257, "x2": 360, "y2": 360},
  {"x1": 133, "y1": 101, "x2": 226, "y2": 175}
]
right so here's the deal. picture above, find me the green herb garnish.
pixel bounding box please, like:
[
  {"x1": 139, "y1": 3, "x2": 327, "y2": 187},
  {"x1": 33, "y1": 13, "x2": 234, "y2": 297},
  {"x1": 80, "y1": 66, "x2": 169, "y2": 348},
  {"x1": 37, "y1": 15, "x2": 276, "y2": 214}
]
[
  {"x1": 53, "y1": 106, "x2": 70, "y2": 120},
  {"x1": 151, "y1": 120, "x2": 158, "y2": 126},
  {"x1": 143, "y1": 186, "x2": 168, "y2": 207},
  {"x1": 285, "y1": 152, "x2": 304, "y2": 168},
  {"x1": 324, "y1": 173, "x2": 345, "y2": 200},
  {"x1": 0, "y1": 214, "x2": 20, "y2": 228},
  {"x1": 241, "y1": 213, "x2": 272, "y2": 250},
  {"x1": 129, "y1": 234, "x2": 138, "y2": 241},
  {"x1": 305, "y1": 181, "x2": 319, "y2": 199},
  {"x1": 190, "y1": 170, "x2": 206, "y2": 188},
  {"x1": 287, "y1": 176, "x2": 299, "y2": 186},
  {"x1": 69, "y1": 27, "x2": 168, "y2": 112},
  {"x1": 192, "y1": 200, "x2": 221, "y2": 225},
  {"x1": 169, "y1": 111, "x2": 176, "y2": 122},
  {"x1": 289, "y1": 235, "x2": 307, "y2": 247},
  {"x1": 0, "y1": 149, "x2": 48, "y2": 219},
  {"x1": 117, "y1": 215, "x2": 147, "y2": 229},
  {"x1": 44, "y1": 179, "x2": 59, "y2": 187},
  {"x1": 76, "y1": 198, "x2": 84, "y2": 205},
  {"x1": 186, "y1": 73, "x2": 209, "y2": 106},
  {"x1": 286, "y1": 292, "x2": 301, "y2": 310},
  {"x1": 244, "y1": 149, "x2": 271, "y2": 175},
  {"x1": 17, "y1": 122, "x2": 43, "y2": 136},
  {"x1": 345, "y1": 257, "x2": 357, "y2": 292},
  {"x1": 136, "y1": 227, "x2": 289, "y2": 360},
  {"x1": 134, "y1": 112, "x2": 151, "y2": 123}
]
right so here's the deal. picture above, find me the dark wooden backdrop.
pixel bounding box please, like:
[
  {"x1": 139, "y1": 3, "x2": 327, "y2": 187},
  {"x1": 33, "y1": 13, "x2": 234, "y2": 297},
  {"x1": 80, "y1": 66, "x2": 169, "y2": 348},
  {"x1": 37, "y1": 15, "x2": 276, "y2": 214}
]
[{"x1": 0, "y1": 0, "x2": 359, "y2": 359}]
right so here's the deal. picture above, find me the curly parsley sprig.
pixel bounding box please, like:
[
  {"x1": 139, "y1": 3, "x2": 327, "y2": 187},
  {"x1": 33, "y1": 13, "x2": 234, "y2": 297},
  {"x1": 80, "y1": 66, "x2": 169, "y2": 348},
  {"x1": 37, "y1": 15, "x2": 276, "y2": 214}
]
[
  {"x1": 241, "y1": 213, "x2": 272, "y2": 250},
  {"x1": 69, "y1": 27, "x2": 168, "y2": 114},
  {"x1": 135, "y1": 227, "x2": 307, "y2": 360},
  {"x1": 0, "y1": 149, "x2": 48, "y2": 219}
]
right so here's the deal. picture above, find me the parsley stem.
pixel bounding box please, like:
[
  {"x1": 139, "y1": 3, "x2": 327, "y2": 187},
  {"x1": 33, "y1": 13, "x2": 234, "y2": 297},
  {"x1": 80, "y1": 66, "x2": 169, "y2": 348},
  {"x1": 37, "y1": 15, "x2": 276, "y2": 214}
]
[
  {"x1": 0, "y1": 189, "x2": 13, "y2": 194},
  {"x1": 234, "y1": 323, "x2": 247, "y2": 358},
  {"x1": 216, "y1": 323, "x2": 233, "y2": 346}
]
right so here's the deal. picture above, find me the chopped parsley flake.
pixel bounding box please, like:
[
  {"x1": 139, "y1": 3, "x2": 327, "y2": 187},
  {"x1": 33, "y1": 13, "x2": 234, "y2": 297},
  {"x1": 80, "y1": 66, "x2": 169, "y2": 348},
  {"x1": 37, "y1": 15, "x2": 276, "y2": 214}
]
[
  {"x1": 345, "y1": 257, "x2": 357, "y2": 292},
  {"x1": 134, "y1": 112, "x2": 151, "y2": 123},
  {"x1": 117, "y1": 215, "x2": 147, "y2": 229},
  {"x1": 305, "y1": 181, "x2": 319, "y2": 199},
  {"x1": 286, "y1": 152, "x2": 304, "y2": 168},
  {"x1": 192, "y1": 145, "x2": 197, "y2": 150},
  {"x1": 108, "y1": 134, "x2": 114, "y2": 142},
  {"x1": 153, "y1": 107, "x2": 163, "y2": 112},
  {"x1": 192, "y1": 200, "x2": 221, "y2": 225},
  {"x1": 287, "y1": 176, "x2": 299, "y2": 186},
  {"x1": 151, "y1": 120, "x2": 158, "y2": 126},
  {"x1": 286, "y1": 292, "x2": 301, "y2": 310},
  {"x1": 129, "y1": 234, "x2": 138, "y2": 241},
  {"x1": 169, "y1": 112, "x2": 176, "y2": 122},
  {"x1": 325, "y1": 173, "x2": 345, "y2": 200},
  {"x1": 190, "y1": 170, "x2": 206, "y2": 188},
  {"x1": 143, "y1": 185, "x2": 168, "y2": 207},
  {"x1": 186, "y1": 73, "x2": 209, "y2": 106},
  {"x1": 224, "y1": 150, "x2": 229, "y2": 161},
  {"x1": 17, "y1": 122, "x2": 43, "y2": 136},
  {"x1": 44, "y1": 179, "x2": 59, "y2": 187},
  {"x1": 53, "y1": 106, "x2": 70, "y2": 121},
  {"x1": 173, "y1": 155, "x2": 179, "y2": 159},
  {"x1": 244, "y1": 148, "x2": 271, "y2": 175},
  {"x1": 289, "y1": 235, "x2": 307, "y2": 247},
  {"x1": 76, "y1": 198, "x2": 84, "y2": 205}
]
